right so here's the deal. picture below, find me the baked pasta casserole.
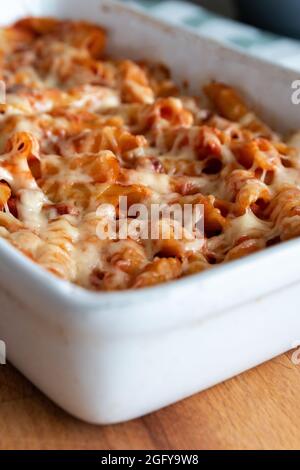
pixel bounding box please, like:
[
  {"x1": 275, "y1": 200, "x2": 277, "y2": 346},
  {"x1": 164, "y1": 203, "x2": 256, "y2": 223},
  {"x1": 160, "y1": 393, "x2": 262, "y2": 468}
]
[{"x1": 0, "y1": 17, "x2": 300, "y2": 291}]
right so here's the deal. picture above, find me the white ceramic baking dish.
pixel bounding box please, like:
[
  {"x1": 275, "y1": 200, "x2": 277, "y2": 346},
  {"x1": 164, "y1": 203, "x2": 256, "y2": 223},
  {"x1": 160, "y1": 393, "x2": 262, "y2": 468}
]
[{"x1": 0, "y1": 0, "x2": 300, "y2": 425}]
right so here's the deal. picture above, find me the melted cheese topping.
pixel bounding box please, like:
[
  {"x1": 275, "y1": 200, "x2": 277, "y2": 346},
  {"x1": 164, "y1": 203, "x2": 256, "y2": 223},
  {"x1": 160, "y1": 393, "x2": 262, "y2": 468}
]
[{"x1": 0, "y1": 17, "x2": 300, "y2": 291}]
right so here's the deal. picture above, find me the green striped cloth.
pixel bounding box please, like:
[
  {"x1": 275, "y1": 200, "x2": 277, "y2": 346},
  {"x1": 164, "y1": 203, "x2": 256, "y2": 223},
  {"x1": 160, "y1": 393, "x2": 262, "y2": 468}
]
[{"x1": 124, "y1": 0, "x2": 300, "y2": 71}]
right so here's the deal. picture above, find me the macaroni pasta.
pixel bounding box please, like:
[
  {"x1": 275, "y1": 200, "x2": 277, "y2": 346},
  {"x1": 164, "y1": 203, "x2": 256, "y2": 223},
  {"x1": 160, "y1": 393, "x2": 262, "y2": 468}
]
[{"x1": 0, "y1": 18, "x2": 299, "y2": 291}]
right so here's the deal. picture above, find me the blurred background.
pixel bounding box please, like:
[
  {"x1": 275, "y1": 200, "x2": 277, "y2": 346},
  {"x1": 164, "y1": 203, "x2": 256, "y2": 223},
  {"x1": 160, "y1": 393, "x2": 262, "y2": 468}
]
[
  {"x1": 128, "y1": 0, "x2": 300, "y2": 70},
  {"x1": 195, "y1": 0, "x2": 300, "y2": 39},
  {"x1": 194, "y1": 0, "x2": 236, "y2": 19},
  {"x1": 131, "y1": 1, "x2": 300, "y2": 40}
]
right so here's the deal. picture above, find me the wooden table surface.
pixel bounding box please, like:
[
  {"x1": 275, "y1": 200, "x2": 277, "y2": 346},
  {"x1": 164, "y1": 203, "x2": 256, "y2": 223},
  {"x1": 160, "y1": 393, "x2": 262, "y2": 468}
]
[{"x1": 0, "y1": 352, "x2": 299, "y2": 450}]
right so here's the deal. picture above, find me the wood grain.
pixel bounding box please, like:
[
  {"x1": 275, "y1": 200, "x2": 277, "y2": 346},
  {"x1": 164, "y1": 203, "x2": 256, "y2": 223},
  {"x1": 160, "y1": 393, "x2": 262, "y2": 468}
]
[{"x1": 0, "y1": 353, "x2": 299, "y2": 450}]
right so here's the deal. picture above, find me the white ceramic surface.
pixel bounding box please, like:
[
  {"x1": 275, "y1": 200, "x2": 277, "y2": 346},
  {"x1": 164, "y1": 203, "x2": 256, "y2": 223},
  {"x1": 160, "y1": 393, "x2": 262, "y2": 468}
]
[{"x1": 0, "y1": 0, "x2": 300, "y2": 424}]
